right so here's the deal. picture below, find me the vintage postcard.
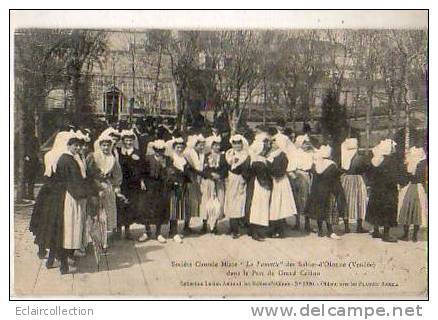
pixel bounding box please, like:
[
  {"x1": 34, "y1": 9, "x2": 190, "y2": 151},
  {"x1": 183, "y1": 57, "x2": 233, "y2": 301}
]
[{"x1": 11, "y1": 10, "x2": 428, "y2": 298}]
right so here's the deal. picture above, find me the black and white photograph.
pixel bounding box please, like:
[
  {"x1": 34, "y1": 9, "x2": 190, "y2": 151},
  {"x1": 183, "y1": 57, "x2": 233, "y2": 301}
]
[{"x1": 10, "y1": 9, "x2": 428, "y2": 299}]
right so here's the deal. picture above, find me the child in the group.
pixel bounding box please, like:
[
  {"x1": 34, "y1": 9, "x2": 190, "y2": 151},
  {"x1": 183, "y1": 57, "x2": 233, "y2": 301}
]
[
  {"x1": 167, "y1": 137, "x2": 190, "y2": 243},
  {"x1": 398, "y1": 146, "x2": 428, "y2": 242},
  {"x1": 137, "y1": 140, "x2": 171, "y2": 243},
  {"x1": 224, "y1": 134, "x2": 251, "y2": 239},
  {"x1": 184, "y1": 134, "x2": 206, "y2": 234},
  {"x1": 305, "y1": 145, "x2": 346, "y2": 239},
  {"x1": 200, "y1": 136, "x2": 228, "y2": 234}
]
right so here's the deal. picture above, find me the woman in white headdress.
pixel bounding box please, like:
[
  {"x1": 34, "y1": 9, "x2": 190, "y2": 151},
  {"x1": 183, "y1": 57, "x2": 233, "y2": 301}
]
[
  {"x1": 305, "y1": 145, "x2": 346, "y2": 239},
  {"x1": 248, "y1": 133, "x2": 272, "y2": 241},
  {"x1": 365, "y1": 139, "x2": 400, "y2": 242},
  {"x1": 290, "y1": 134, "x2": 314, "y2": 232},
  {"x1": 54, "y1": 132, "x2": 91, "y2": 273},
  {"x1": 101, "y1": 127, "x2": 121, "y2": 159},
  {"x1": 224, "y1": 134, "x2": 251, "y2": 238},
  {"x1": 266, "y1": 128, "x2": 297, "y2": 238},
  {"x1": 116, "y1": 129, "x2": 143, "y2": 239},
  {"x1": 76, "y1": 129, "x2": 92, "y2": 161},
  {"x1": 199, "y1": 135, "x2": 228, "y2": 234},
  {"x1": 398, "y1": 146, "x2": 427, "y2": 242},
  {"x1": 30, "y1": 131, "x2": 72, "y2": 262},
  {"x1": 85, "y1": 132, "x2": 123, "y2": 250},
  {"x1": 184, "y1": 134, "x2": 207, "y2": 233},
  {"x1": 340, "y1": 138, "x2": 369, "y2": 233}
]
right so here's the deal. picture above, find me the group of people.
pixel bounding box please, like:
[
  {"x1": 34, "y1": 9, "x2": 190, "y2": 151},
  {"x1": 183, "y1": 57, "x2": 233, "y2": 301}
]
[{"x1": 29, "y1": 118, "x2": 428, "y2": 274}]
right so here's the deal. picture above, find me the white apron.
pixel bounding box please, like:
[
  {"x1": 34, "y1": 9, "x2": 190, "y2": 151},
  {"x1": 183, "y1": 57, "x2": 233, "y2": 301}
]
[
  {"x1": 269, "y1": 175, "x2": 297, "y2": 221},
  {"x1": 63, "y1": 191, "x2": 87, "y2": 249},
  {"x1": 224, "y1": 171, "x2": 247, "y2": 218},
  {"x1": 249, "y1": 178, "x2": 271, "y2": 226}
]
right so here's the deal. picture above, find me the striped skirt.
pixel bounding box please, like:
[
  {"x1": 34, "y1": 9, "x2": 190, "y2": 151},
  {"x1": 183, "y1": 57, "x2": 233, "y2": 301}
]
[
  {"x1": 290, "y1": 170, "x2": 312, "y2": 214},
  {"x1": 325, "y1": 194, "x2": 341, "y2": 225},
  {"x1": 187, "y1": 179, "x2": 202, "y2": 218},
  {"x1": 169, "y1": 184, "x2": 190, "y2": 221},
  {"x1": 398, "y1": 183, "x2": 427, "y2": 226},
  {"x1": 341, "y1": 174, "x2": 368, "y2": 220}
]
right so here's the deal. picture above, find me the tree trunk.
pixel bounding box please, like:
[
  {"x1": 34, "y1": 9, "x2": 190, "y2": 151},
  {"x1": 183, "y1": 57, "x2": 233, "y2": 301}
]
[
  {"x1": 365, "y1": 89, "x2": 373, "y2": 151},
  {"x1": 152, "y1": 46, "x2": 163, "y2": 107},
  {"x1": 388, "y1": 88, "x2": 394, "y2": 136},
  {"x1": 395, "y1": 88, "x2": 402, "y2": 130},
  {"x1": 71, "y1": 73, "x2": 81, "y2": 121},
  {"x1": 302, "y1": 85, "x2": 311, "y2": 121},
  {"x1": 263, "y1": 80, "x2": 267, "y2": 125},
  {"x1": 404, "y1": 83, "x2": 411, "y2": 153},
  {"x1": 173, "y1": 80, "x2": 184, "y2": 130},
  {"x1": 290, "y1": 97, "x2": 297, "y2": 132},
  {"x1": 15, "y1": 86, "x2": 25, "y2": 202},
  {"x1": 230, "y1": 89, "x2": 241, "y2": 134}
]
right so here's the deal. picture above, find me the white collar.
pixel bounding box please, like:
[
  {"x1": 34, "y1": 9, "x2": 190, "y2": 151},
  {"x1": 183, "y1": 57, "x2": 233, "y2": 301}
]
[
  {"x1": 406, "y1": 154, "x2": 426, "y2": 175},
  {"x1": 371, "y1": 156, "x2": 384, "y2": 167},
  {"x1": 121, "y1": 147, "x2": 134, "y2": 156},
  {"x1": 295, "y1": 149, "x2": 313, "y2": 171},
  {"x1": 225, "y1": 149, "x2": 249, "y2": 167},
  {"x1": 184, "y1": 148, "x2": 205, "y2": 171},
  {"x1": 173, "y1": 153, "x2": 187, "y2": 171},
  {"x1": 267, "y1": 149, "x2": 282, "y2": 162},
  {"x1": 342, "y1": 149, "x2": 357, "y2": 170},
  {"x1": 315, "y1": 159, "x2": 335, "y2": 174}
]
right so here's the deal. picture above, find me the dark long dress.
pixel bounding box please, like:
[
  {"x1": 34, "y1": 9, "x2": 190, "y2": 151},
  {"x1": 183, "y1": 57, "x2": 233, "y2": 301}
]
[
  {"x1": 365, "y1": 156, "x2": 400, "y2": 227},
  {"x1": 136, "y1": 155, "x2": 171, "y2": 225},
  {"x1": 30, "y1": 175, "x2": 65, "y2": 255},
  {"x1": 305, "y1": 163, "x2": 346, "y2": 224},
  {"x1": 117, "y1": 148, "x2": 144, "y2": 226},
  {"x1": 31, "y1": 153, "x2": 91, "y2": 257}
]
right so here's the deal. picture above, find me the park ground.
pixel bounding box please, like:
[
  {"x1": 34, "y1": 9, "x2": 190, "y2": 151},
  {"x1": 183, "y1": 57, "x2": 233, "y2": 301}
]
[{"x1": 12, "y1": 194, "x2": 428, "y2": 299}]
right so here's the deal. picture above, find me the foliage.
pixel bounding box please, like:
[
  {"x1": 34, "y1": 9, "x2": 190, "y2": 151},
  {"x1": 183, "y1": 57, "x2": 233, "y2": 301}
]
[{"x1": 320, "y1": 89, "x2": 348, "y2": 144}]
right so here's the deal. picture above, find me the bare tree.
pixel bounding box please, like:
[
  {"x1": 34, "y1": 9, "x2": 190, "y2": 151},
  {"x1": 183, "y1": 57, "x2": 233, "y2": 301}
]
[
  {"x1": 348, "y1": 31, "x2": 382, "y2": 150},
  {"x1": 388, "y1": 30, "x2": 427, "y2": 151},
  {"x1": 50, "y1": 30, "x2": 108, "y2": 121},
  {"x1": 201, "y1": 30, "x2": 263, "y2": 132},
  {"x1": 274, "y1": 32, "x2": 302, "y2": 127},
  {"x1": 144, "y1": 30, "x2": 201, "y2": 128},
  {"x1": 14, "y1": 29, "x2": 67, "y2": 201}
]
